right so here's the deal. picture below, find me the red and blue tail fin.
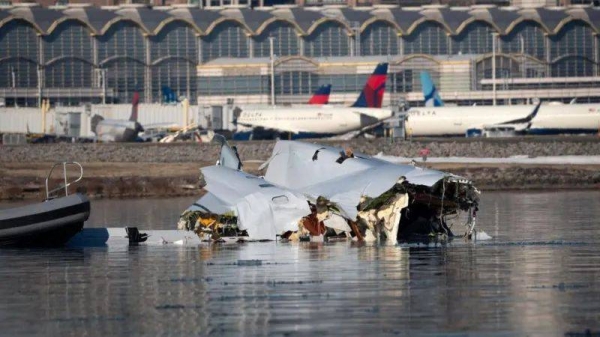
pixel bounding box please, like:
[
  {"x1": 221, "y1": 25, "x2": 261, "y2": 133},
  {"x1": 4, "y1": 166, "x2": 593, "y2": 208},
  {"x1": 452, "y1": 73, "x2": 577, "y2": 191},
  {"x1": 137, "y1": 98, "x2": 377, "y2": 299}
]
[
  {"x1": 308, "y1": 84, "x2": 332, "y2": 105},
  {"x1": 351, "y1": 63, "x2": 388, "y2": 108}
]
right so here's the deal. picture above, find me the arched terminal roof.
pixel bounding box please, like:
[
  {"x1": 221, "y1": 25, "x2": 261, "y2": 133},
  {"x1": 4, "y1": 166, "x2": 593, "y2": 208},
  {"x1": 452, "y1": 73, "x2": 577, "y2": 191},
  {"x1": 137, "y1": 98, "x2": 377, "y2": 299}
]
[
  {"x1": 168, "y1": 7, "x2": 223, "y2": 34},
  {"x1": 62, "y1": 6, "x2": 119, "y2": 34},
  {"x1": 115, "y1": 5, "x2": 173, "y2": 34},
  {"x1": 9, "y1": 5, "x2": 65, "y2": 34},
  {"x1": 0, "y1": 4, "x2": 597, "y2": 36}
]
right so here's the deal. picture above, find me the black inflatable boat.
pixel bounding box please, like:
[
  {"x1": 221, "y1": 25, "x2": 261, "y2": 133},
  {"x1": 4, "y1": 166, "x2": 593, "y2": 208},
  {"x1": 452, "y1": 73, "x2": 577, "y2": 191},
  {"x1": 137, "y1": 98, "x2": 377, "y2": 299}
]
[
  {"x1": 0, "y1": 194, "x2": 90, "y2": 246},
  {"x1": 0, "y1": 162, "x2": 91, "y2": 247}
]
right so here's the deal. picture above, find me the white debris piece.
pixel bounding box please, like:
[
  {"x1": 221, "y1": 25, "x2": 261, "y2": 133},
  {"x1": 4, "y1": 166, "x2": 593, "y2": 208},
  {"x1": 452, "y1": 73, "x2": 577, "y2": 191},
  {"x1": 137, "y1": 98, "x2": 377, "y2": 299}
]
[
  {"x1": 181, "y1": 139, "x2": 481, "y2": 243},
  {"x1": 187, "y1": 166, "x2": 311, "y2": 241}
]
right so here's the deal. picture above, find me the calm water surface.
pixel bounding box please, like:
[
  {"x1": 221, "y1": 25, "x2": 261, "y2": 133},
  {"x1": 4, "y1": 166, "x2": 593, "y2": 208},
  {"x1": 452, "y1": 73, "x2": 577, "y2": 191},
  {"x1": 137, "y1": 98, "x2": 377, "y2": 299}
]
[{"x1": 1, "y1": 191, "x2": 599, "y2": 336}]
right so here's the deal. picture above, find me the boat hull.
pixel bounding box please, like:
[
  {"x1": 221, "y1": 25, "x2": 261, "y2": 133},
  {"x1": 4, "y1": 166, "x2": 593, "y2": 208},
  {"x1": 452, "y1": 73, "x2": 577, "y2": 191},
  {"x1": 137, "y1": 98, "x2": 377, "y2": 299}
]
[{"x1": 0, "y1": 194, "x2": 90, "y2": 247}]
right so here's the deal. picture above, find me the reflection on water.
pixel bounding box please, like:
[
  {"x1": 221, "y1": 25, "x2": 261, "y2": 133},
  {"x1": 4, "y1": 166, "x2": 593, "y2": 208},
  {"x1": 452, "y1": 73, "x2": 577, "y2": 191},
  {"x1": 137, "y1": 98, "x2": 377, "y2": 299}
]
[{"x1": 0, "y1": 191, "x2": 599, "y2": 336}]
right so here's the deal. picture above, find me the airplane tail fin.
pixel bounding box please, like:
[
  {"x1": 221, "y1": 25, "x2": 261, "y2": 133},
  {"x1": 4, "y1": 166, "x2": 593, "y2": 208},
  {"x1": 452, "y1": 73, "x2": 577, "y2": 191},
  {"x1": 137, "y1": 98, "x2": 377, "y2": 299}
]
[
  {"x1": 162, "y1": 86, "x2": 177, "y2": 104},
  {"x1": 351, "y1": 63, "x2": 388, "y2": 108},
  {"x1": 129, "y1": 92, "x2": 140, "y2": 122},
  {"x1": 91, "y1": 114, "x2": 104, "y2": 134},
  {"x1": 308, "y1": 84, "x2": 331, "y2": 105},
  {"x1": 420, "y1": 71, "x2": 443, "y2": 107}
]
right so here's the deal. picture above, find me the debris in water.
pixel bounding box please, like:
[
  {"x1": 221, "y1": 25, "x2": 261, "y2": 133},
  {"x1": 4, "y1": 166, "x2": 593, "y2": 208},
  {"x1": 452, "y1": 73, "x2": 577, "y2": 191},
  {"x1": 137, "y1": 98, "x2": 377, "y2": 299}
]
[{"x1": 178, "y1": 136, "x2": 481, "y2": 243}]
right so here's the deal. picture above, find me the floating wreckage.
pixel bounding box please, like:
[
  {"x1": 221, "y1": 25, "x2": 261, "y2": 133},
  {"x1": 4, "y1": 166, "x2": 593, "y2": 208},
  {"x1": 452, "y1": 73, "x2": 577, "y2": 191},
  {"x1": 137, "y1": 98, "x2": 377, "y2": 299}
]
[{"x1": 179, "y1": 137, "x2": 481, "y2": 244}]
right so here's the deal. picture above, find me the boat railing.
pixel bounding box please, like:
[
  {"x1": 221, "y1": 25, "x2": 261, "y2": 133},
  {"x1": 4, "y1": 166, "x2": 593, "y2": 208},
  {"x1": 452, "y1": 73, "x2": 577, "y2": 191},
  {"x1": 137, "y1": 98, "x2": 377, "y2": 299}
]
[{"x1": 45, "y1": 162, "x2": 84, "y2": 200}]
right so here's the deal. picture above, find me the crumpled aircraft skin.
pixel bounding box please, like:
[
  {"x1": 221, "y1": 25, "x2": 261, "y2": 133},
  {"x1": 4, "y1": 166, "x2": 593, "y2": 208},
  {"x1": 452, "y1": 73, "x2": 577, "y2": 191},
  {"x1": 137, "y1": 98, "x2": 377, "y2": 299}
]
[
  {"x1": 261, "y1": 141, "x2": 479, "y2": 243},
  {"x1": 180, "y1": 139, "x2": 480, "y2": 243}
]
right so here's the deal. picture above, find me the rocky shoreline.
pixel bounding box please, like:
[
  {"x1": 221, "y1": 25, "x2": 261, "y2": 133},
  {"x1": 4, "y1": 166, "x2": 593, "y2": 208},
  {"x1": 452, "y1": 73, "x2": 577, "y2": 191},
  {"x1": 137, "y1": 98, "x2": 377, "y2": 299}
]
[
  {"x1": 1, "y1": 137, "x2": 599, "y2": 201},
  {"x1": 2, "y1": 136, "x2": 600, "y2": 163}
]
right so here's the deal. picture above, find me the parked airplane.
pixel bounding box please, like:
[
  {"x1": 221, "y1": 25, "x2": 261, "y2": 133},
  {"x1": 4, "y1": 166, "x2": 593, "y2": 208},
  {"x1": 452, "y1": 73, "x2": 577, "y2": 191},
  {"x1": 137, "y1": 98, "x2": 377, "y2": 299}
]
[
  {"x1": 91, "y1": 92, "x2": 144, "y2": 142},
  {"x1": 233, "y1": 63, "x2": 391, "y2": 140},
  {"x1": 406, "y1": 76, "x2": 600, "y2": 137}
]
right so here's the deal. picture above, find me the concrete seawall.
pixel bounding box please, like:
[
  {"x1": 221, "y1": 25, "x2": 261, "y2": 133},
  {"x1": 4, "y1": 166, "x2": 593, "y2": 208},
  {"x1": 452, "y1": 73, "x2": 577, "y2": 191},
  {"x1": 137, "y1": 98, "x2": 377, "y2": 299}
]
[{"x1": 1, "y1": 137, "x2": 599, "y2": 200}]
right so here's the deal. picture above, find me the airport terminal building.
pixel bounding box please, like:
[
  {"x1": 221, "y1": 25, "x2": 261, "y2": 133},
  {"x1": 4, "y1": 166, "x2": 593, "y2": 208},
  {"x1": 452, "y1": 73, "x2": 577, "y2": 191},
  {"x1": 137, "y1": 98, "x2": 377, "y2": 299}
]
[{"x1": 0, "y1": 2, "x2": 599, "y2": 108}]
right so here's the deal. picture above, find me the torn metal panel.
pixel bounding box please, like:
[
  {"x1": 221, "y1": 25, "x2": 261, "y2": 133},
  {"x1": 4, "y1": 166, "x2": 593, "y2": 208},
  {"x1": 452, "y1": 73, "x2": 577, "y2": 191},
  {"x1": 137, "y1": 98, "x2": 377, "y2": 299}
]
[
  {"x1": 263, "y1": 141, "x2": 464, "y2": 217},
  {"x1": 237, "y1": 190, "x2": 310, "y2": 240},
  {"x1": 265, "y1": 141, "x2": 460, "y2": 190},
  {"x1": 263, "y1": 141, "x2": 480, "y2": 241},
  {"x1": 182, "y1": 138, "x2": 481, "y2": 244},
  {"x1": 184, "y1": 165, "x2": 311, "y2": 241},
  {"x1": 323, "y1": 214, "x2": 351, "y2": 233}
]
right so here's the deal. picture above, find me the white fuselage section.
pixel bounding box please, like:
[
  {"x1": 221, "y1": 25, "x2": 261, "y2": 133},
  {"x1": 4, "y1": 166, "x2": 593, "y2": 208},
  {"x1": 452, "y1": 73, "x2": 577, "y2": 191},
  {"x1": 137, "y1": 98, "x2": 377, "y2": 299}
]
[
  {"x1": 406, "y1": 104, "x2": 600, "y2": 136},
  {"x1": 236, "y1": 105, "x2": 393, "y2": 135},
  {"x1": 96, "y1": 119, "x2": 140, "y2": 142}
]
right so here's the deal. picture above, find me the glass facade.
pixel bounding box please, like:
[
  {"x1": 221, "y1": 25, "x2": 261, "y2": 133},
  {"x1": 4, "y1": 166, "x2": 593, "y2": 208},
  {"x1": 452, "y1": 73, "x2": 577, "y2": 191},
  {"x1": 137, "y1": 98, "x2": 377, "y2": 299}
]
[
  {"x1": 97, "y1": 21, "x2": 146, "y2": 64},
  {"x1": 0, "y1": 8, "x2": 597, "y2": 106},
  {"x1": 551, "y1": 56, "x2": 595, "y2": 77},
  {"x1": 0, "y1": 20, "x2": 39, "y2": 91},
  {"x1": 43, "y1": 20, "x2": 92, "y2": 64},
  {"x1": 104, "y1": 58, "x2": 146, "y2": 103},
  {"x1": 253, "y1": 21, "x2": 300, "y2": 58},
  {"x1": 275, "y1": 71, "x2": 317, "y2": 95},
  {"x1": 150, "y1": 21, "x2": 197, "y2": 62},
  {"x1": 360, "y1": 21, "x2": 399, "y2": 56},
  {"x1": 317, "y1": 73, "x2": 369, "y2": 92},
  {"x1": 45, "y1": 58, "x2": 93, "y2": 88},
  {"x1": 201, "y1": 21, "x2": 249, "y2": 62},
  {"x1": 198, "y1": 75, "x2": 268, "y2": 95},
  {"x1": 500, "y1": 21, "x2": 546, "y2": 60},
  {"x1": 0, "y1": 58, "x2": 37, "y2": 88},
  {"x1": 391, "y1": 56, "x2": 440, "y2": 93},
  {"x1": 303, "y1": 21, "x2": 350, "y2": 57},
  {"x1": 475, "y1": 56, "x2": 522, "y2": 89},
  {"x1": 151, "y1": 59, "x2": 197, "y2": 104},
  {"x1": 452, "y1": 21, "x2": 494, "y2": 55},
  {"x1": 42, "y1": 20, "x2": 94, "y2": 91},
  {"x1": 549, "y1": 20, "x2": 595, "y2": 61},
  {"x1": 403, "y1": 21, "x2": 448, "y2": 55},
  {"x1": 0, "y1": 19, "x2": 38, "y2": 61}
]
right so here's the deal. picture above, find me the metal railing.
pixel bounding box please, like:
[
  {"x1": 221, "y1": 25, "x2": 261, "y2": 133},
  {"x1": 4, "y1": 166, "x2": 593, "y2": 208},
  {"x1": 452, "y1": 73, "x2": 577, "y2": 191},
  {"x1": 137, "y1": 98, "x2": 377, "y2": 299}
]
[{"x1": 45, "y1": 162, "x2": 84, "y2": 200}]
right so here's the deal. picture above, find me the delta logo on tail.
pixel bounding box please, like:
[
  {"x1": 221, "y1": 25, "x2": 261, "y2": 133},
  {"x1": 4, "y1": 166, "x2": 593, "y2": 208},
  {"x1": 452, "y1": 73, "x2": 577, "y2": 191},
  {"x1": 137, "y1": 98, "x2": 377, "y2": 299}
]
[
  {"x1": 351, "y1": 63, "x2": 388, "y2": 108},
  {"x1": 308, "y1": 84, "x2": 332, "y2": 105},
  {"x1": 420, "y1": 71, "x2": 444, "y2": 107}
]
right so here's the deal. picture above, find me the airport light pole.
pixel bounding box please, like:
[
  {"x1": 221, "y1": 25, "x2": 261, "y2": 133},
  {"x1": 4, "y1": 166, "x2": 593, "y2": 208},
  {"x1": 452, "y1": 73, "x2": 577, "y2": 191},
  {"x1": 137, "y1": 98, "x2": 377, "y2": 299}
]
[
  {"x1": 492, "y1": 33, "x2": 498, "y2": 106},
  {"x1": 269, "y1": 36, "x2": 276, "y2": 106},
  {"x1": 11, "y1": 66, "x2": 17, "y2": 108},
  {"x1": 519, "y1": 34, "x2": 524, "y2": 55},
  {"x1": 100, "y1": 69, "x2": 107, "y2": 105}
]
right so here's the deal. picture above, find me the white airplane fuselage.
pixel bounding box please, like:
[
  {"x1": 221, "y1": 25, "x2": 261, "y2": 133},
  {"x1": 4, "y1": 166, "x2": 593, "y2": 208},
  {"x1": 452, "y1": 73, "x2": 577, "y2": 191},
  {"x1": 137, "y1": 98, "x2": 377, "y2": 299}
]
[
  {"x1": 236, "y1": 106, "x2": 393, "y2": 137},
  {"x1": 95, "y1": 119, "x2": 142, "y2": 142},
  {"x1": 406, "y1": 104, "x2": 600, "y2": 137}
]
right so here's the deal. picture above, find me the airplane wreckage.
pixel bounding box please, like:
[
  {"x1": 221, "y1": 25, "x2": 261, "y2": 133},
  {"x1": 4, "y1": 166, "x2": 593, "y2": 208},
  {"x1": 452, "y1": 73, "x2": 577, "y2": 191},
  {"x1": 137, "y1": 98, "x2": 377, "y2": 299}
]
[{"x1": 178, "y1": 137, "x2": 482, "y2": 244}]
